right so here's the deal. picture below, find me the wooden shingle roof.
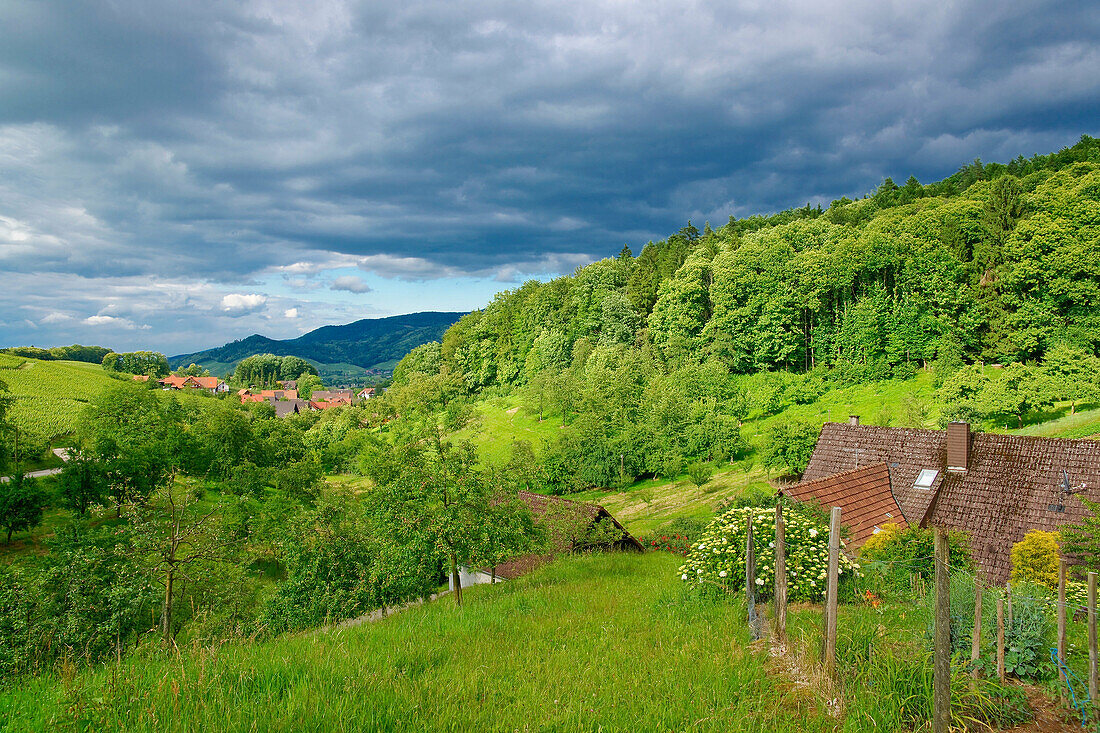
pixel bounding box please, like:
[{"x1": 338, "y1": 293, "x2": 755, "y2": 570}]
[
  {"x1": 804, "y1": 422, "x2": 1100, "y2": 583},
  {"x1": 781, "y1": 462, "x2": 907, "y2": 550}
]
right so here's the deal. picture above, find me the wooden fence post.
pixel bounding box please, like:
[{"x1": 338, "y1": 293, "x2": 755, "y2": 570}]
[
  {"x1": 823, "y1": 506, "x2": 841, "y2": 678},
  {"x1": 1058, "y1": 560, "x2": 1067, "y2": 661},
  {"x1": 1089, "y1": 571, "x2": 1098, "y2": 710},
  {"x1": 933, "y1": 528, "x2": 950, "y2": 733},
  {"x1": 746, "y1": 511, "x2": 761, "y2": 641},
  {"x1": 774, "y1": 502, "x2": 787, "y2": 644},
  {"x1": 971, "y1": 576, "x2": 982, "y2": 681},
  {"x1": 997, "y1": 597, "x2": 1006, "y2": 682},
  {"x1": 1006, "y1": 582, "x2": 1013, "y2": 630}
]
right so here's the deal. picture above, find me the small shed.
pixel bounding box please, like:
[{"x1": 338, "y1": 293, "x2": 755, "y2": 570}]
[{"x1": 449, "y1": 492, "x2": 643, "y2": 590}]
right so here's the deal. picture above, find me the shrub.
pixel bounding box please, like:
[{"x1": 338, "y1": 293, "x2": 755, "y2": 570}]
[
  {"x1": 860, "y1": 523, "x2": 971, "y2": 580},
  {"x1": 1010, "y1": 530, "x2": 1060, "y2": 588},
  {"x1": 679, "y1": 505, "x2": 861, "y2": 602}
]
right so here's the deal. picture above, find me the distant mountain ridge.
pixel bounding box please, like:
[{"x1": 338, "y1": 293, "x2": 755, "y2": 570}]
[{"x1": 170, "y1": 311, "x2": 465, "y2": 375}]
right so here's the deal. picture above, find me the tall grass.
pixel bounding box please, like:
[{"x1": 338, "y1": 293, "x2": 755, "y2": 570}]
[{"x1": 1, "y1": 553, "x2": 834, "y2": 733}]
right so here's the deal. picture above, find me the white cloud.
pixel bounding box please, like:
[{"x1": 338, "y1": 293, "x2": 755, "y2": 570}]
[
  {"x1": 284, "y1": 307, "x2": 299, "y2": 318},
  {"x1": 330, "y1": 275, "x2": 372, "y2": 294},
  {"x1": 82, "y1": 314, "x2": 150, "y2": 330},
  {"x1": 220, "y1": 293, "x2": 267, "y2": 316},
  {"x1": 40, "y1": 312, "x2": 71, "y2": 324}
]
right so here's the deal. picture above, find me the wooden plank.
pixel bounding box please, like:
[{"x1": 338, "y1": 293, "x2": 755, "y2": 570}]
[
  {"x1": 774, "y1": 502, "x2": 787, "y2": 644},
  {"x1": 933, "y1": 527, "x2": 950, "y2": 733},
  {"x1": 823, "y1": 506, "x2": 841, "y2": 678}
]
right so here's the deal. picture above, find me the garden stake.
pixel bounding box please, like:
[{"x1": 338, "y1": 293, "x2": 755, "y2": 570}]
[{"x1": 970, "y1": 578, "x2": 982, "y2": 683}]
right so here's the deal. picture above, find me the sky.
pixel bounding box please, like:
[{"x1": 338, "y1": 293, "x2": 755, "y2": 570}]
[{"x1": 1, "y1": 0, "x2": 1097, "y2": 356}]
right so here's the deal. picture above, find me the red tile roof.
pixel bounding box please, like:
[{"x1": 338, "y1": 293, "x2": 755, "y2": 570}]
[
  {"x1": 804, "y1": 422, "x2": 1100, "y2": 582},
  {"x1": 780, "y1": 462, "x2": 907, "y2": 550}
]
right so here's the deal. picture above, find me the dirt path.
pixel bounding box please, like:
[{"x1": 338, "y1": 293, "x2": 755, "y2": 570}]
[{"x1": 1005, "y1": 684, "x2": 1084, "y2": 733}]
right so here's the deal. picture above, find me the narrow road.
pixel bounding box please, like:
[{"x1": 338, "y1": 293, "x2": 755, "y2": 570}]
[{"x1": 0, "y1": 448, "x2": 70, "y2": 482}]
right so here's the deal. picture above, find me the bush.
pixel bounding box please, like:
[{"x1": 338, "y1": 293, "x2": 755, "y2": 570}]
[
  {"x1": 1010, "y1": 530, "x2": 1060, "y2": 588},
  {"x1": 679, "y1": 505, "x2": 861, "y2": 602},
  {"x1": 860, "y1": 523, "x2": 972, "y2": 581}
]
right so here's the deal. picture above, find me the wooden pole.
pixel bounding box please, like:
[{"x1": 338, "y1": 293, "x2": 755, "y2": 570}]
[
  {"x1": 1089, "y1": 571, "x2": 1098, "y2": 709},
  {"x1": 997, "y1": 597, "x2": 1005, "y2": 682},
  {"x1": 933, "y1": 528, "x2": 950, "y2": 733},
  {"x1": 971, "y1": 576, "x2": 982, "y2": 681},
  {"x1": 774, "y1": 502, "x2": 787, "y2": 644},
  {"x1": 1006, "y1": 582, "x2": 1013, "y2": 630},
  {"x1": 823, "y1": 506, "x2": 841, "y2": 678},
  {"x1": 1058, "y1": 559, "x2": 1067, "y2": 661}
]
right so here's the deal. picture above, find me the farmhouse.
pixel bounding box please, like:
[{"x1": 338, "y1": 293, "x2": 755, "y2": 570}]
[
  {"x1": 158, "y1": 375, "x2": 228, "y2": 393},
  {"x1": 449, "y1": 491, "x2": 643, "y2": 590},
  {"x1": 357, "y1": 387, "x2": 375, "y2": 400},
  {"x1": 785, "y1": 418, "x2": 1100, "y2": 582}
]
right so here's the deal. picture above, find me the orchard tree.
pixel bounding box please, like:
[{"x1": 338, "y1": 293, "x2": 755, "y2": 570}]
[
  {"x1": 132, "y1": 480, "x2": 240, "y2": 646},
  {"x1": 58, "y1": 450, "x2": 108, "y2": 515},
  {"x1": 1043, "y1": 344, "x2": 1100, "y2": 414},
  {"x1": 0, "y1": 472, "x2": 47, "y2": 543}
]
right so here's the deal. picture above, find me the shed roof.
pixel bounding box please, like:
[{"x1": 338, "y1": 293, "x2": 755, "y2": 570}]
[
  {"x1": 489, "y1": 492, "x2": 643, "y2": 580},
  {"x1": 780, "y1": 462, "x2": 907, "y2": 550}
]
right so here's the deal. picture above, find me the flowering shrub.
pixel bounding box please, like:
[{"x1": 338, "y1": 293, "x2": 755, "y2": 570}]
[
  {"x1": 678, "y1": 505, "x2": 861, "y2": 602},
  {"x1": 648, "y1": 534, "x2": 692, "y2": 556}
]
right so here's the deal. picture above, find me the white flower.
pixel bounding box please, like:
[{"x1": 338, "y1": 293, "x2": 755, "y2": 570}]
[
  {"x1": 697, "y1": 568, "x2": 703, "y2": 574},
  {"x1": 719, "y1": 570, "x2": 728, "y2": 578},
  {"x1": 809, "y1": 529, "x2": 819, "y2": 538},
  {"x1": 755, "y1": 578, "x2": 765, "y2": 586},
  {"x1": 681, "y1": 574, "x2": 688, "y2": 581}
]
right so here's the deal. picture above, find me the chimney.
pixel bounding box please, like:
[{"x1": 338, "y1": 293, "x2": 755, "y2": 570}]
[
  {"x1": 947, "y1": 422, "x2": 970, "y2": 472},
  {"x1": 849, "y1": 415, "x2": 859, "y2": 426}
]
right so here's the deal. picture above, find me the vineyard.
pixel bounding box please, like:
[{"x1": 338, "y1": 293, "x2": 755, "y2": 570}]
[{"x1": 0, "y1": 355, "x2": 118, "y2": 440}]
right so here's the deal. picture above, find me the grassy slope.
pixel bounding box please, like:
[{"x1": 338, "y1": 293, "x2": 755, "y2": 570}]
[
  {"x1": 0, "y1": 553, "x2": 833, "y2": 733},
  {"x1": 0, "y1": 355, "x2": 119, "y2": 440},
  {"x1": 459, "y1": 371, "x2": 1098, "y2": 537}
]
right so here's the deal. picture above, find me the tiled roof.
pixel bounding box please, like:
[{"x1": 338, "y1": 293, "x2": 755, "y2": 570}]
[
  {"x1": 805, "y1": 422, "x2": 1100, "y2": 582},
  {"x1": 803, "y1": 423, "x2": 948, "y2": 523},
  {"x1": 310, "y1": 390, "x2": 355, "y2": 402},
  {"x1": 780, "y1": 462, "x2": 907, "y2": 550}
]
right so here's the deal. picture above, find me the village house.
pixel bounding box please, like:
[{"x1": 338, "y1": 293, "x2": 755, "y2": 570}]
[
  {"x1": 449, "y1": 491, "x2": 643, "y2": 590},
  {"x1": 309, "y1": 389, "x2": 355, "y2": 402},
  {"x1": 158, "y1": 375, "x2": 229, "y2": 393},
  {"x1": 357, "y1": 387, "x2": 375, "y2": 400},
  {"x1": 783, "y1": 418, "x2": 1100, "y2": 583}
]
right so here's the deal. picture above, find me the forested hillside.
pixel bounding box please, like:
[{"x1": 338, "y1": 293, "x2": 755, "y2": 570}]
[
  {"x1": 390, "y1": 137, "x2": 1100, "y2": 487},
  {"x1": 171, "y1": 311, "x2": 465, "y2": 375}
]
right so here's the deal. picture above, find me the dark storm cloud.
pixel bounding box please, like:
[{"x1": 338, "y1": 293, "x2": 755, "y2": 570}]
[{"x1": 0, "y1": 0, "x2": 1098, "y2": 351}]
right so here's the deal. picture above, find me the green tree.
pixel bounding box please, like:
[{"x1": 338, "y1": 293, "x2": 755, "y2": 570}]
[
  {"x1": 296, "y1": 373, "x2": 323, "y2": 401},
  {"x1": 0, "y1": 473, "x2": 47, "y2": 544},
  {"x1": 1042, "y1": 343, "x2": 1100, "y2": 414},
  {"x1": 57, "y1": 450, "x2": 108, "y2": 515},
  {"x1": 762, "y1": 421, "x2": 820, "y2": 476}
]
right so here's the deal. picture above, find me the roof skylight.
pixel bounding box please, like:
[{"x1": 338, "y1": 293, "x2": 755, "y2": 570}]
[{"x1": 914, "y1": 469, "x2": 939, "y2": 490}]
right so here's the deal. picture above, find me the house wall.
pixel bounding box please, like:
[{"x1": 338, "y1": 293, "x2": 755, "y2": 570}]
[{"x1": 447, "y1": 567, "x2": 504, "y2": 591}]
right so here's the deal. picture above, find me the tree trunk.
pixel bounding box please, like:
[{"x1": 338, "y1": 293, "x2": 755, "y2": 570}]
[
  {"x1": 449, "y1": 552, "x2": 463, "y2": 607},
  {"x1": 6, "y1": 526, "x2": 12, "y2": 544},
  {"x1": 162, "y1": 568, "x2": 175, "y2": 646}
]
